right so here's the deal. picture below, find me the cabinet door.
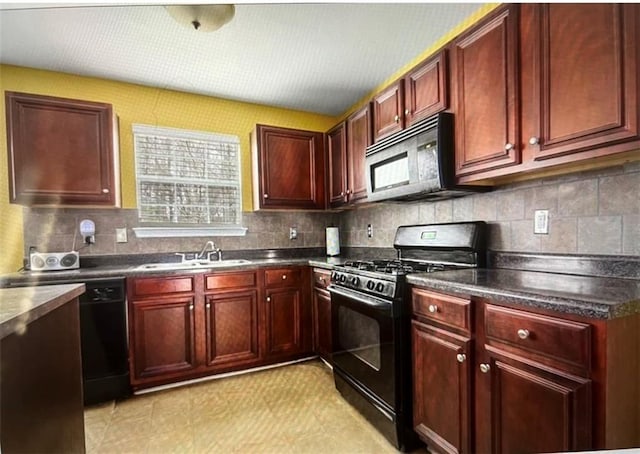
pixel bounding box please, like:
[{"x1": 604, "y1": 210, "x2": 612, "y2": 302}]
[
  {"x1": 327, "y1": 122, "x2": 348, "y2": 207},
  {"x1": 313, "y1": 287, "x2": 332, "y2": 363},
  {"x1": 412, "y1": 320, "x2": 472, "y2": 454},
  {"x1": 476, "y1": 352, "x2": 592, "y2": 454},
  {"x1": 526, "y1": 4, "x2": 639, "y2": 161},
  {"x1": 346, "y1": 105, "x2": 371, "y2": 203},
  {"x1": 129, "y1": 297, "x2": 197, "y2": 382},
  {"x1": 253, "y1": 124, "x2": 325, "y2": 210},
  {"x1": 5, "y1": 91, "x2": 117, "y2": 206},
  {"x1": 405, "y1": 49, "x2": 449, "y2": 127},
  {"x1": 453, "y1": 5, "x2": 520, "y2": 178},
  {"x1": 264, "y1": 287, "x2": 303, "y2": 357},
  {"x1": 204, "y1": 290, "x2": 260, "y2": 370},
  {"x1": 372, "y1": 81, "x2": 404, "y2": 142}
]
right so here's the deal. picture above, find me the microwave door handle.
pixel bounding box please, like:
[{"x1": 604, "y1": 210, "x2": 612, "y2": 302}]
[{"x1": 327, "y1": 285, "x2": 391, "y2": 309}]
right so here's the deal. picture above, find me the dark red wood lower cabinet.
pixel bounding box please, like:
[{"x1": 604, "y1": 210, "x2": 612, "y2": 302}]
[
  {"x1": 412, "y1": 320, "x2": 472, "y2": 454},
  {"x1": 476, "y1": 354, "x2": 592, "y2": 454},
  {"x1": 204, "y1": 290, "x2": 260, "y2": 369}
]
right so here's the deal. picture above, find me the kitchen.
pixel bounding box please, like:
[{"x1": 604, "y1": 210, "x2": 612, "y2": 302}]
[{"x1": 1, "y1": 2, "x2": 639, "y2": 454}]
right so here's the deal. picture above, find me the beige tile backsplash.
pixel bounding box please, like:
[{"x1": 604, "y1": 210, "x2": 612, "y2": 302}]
[{"x1": 23, "y1": 162, "x2": 640, "y2": 256}]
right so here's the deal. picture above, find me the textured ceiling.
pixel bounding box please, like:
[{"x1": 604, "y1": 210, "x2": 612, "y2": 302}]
[{"x1": 0, "y1": 3, "x2": 482, "y2": 116}]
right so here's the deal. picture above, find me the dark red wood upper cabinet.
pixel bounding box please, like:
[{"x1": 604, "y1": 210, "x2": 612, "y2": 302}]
[
  {"x1": 372, "y1": 81, "x2": 405, "y2": 142},
  {"x1": 452, "y1": 4, "x2": 521, "y2": 178},
  {"x1": 327, "y1": 122, "x2": 348, "y2": 207},
  {"x1": 405, "y1": 49, "x2": 449, "y2": 127},
  {"x1": 252, "y1": 124, "x2": 325, "y2": 210},
  {"x1": 346, "y1": 104, "x2": 371, "y2": 204},
  {"x1": 5, "y1": 91, "x2": 118, "y2": 206},
  {"x1": 524, "y1": 3, "x2": 640, "y2": 161}
]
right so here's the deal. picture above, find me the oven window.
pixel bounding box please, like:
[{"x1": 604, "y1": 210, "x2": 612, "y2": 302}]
[
  {"x1": 372, "y1": 152, "x2": 409, "y2": 191},
  {"x1": 338, "y1": 306, "x2": 381, "y2": 371}
]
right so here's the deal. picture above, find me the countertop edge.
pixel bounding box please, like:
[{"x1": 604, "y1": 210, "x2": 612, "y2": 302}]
[{"x1": 0, "y1": 284, "x2": 86, "y2": 339}]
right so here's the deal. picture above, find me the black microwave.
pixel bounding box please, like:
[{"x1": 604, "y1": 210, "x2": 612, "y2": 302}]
[{"x1": 365, "y1": 112, "x2": 490, "y2": 202}]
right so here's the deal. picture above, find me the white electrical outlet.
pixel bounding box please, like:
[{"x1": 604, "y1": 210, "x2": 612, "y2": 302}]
[
  {"x1": 116, "y1": 228, "x2": 128, "y2": 243},
  {"x1": 289, "y1": 227, "x2": 298, "y2": 240},
  {"x1": 367, "y1": 224, "x2": 373, "y2": 238},
  {"x1": 534, "y1": 210, "x2": 549, "y2": 234}
]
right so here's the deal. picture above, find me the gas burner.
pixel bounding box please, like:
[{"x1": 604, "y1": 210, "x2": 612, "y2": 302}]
[{"x1": 343, "y1": 259, "x2": 451, "y2": 276}]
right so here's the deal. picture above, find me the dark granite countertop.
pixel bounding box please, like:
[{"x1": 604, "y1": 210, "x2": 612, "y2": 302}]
[
  {"x1": 407, "y1": 268, "x2": 640, "y2": 319},
  {"x1": 0, "y1": 256, "x2": 348, "y2": 287},
  {"x1": 0, "y1": 283, "x2": 85, "y2": 339}
]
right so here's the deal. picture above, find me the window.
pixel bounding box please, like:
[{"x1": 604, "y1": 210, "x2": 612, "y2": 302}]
[{"x1": 132, "y1": 124, "x2": 246, "y2": 237}]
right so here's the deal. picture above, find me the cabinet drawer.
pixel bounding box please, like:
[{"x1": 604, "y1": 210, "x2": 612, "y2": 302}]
[
  {"x1": 485, "y1": 304, "x2": 591, "y2": 370},
  {"x1": 205, "y1": 271, "x2": 257, "y2": 291},
  {"x1": 265, "y1": 268, "x2": 302, "y2": 288},
  {"x1": 412, "y1": 288, "x2": 471, "y2": 332},
  {"x1": 312, "y1": 269, "x2": 331, "y2": 289},
  {"x1": 131, "y1": 276, "x2": 194, "y2": 297}
]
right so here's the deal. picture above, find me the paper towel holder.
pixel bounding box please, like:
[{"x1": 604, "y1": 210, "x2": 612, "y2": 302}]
[{"x1": 326, "y1": 226, "x2": 340, "y2": 256}]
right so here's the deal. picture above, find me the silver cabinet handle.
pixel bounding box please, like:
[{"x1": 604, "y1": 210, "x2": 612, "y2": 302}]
[
  {"x1": 428, "y1": 304, "x2": 438, "y2": 313},
  {"x1": 505, "y1": 143, "x2": 514, "y2": 151},
  {"x1": 456, "y1": 353, "x2": 466, "y2": 363},
  {"x1": 266, "y1": 296, "x2": 271, "y2": 302},
  {"x1": 517, "y1": 329, "x2": 530, "y2": 339},
  {"x1": 480, "y1": 363, "x2": 490, "y2": 373},
  {"x1": 529, "y1": 137, "x2": 539, "y2": 145},
  {"x1": 102, "y1": 188, "x2": 110, "y2": 193}
]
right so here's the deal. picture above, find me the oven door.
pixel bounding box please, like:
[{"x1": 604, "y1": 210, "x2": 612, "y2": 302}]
[{"x1": 329, "y1": 285, "x2": 396, "y2": 408}]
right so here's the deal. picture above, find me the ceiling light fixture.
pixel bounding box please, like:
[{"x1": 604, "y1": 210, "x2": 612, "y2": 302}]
[{"x1": 165, "y1": 4, "x2": 235, "y2": 32}]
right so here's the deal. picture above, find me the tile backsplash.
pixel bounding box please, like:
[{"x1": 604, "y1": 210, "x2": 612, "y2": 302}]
[
  {"x1": 339, "y1": 161, "x2": 640, "y2": 256},
  {"x1": 23, "y1": 162, "x2": 640, "y2": 257}
]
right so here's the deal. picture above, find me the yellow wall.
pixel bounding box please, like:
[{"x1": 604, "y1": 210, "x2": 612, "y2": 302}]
[{"x1": 0, "y1": 65, "x2": 337, "y2": 273}]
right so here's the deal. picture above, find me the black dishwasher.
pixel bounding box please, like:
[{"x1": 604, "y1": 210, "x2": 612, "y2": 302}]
[{"x1": 79, "y1": 278, "x2": 130, "y2": 405}]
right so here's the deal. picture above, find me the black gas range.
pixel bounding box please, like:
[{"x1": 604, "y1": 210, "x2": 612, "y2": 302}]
[{"x1": 329, "y1": 221, "x2": 487, "y2": 451}]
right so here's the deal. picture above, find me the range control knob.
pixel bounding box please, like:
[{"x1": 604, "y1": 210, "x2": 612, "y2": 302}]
[
  {"x1": 350, "y1": 277, "x2": 360, "y2": 286},
  {"x1": 366, "y1": 280, "x2": 375, "y2": 290},
  {"x1": 375, "y1": 282, "x2": 385, "y2": 293},
  {"x1": 339, "y1": 274, "x2": 347, "y2": 283}
]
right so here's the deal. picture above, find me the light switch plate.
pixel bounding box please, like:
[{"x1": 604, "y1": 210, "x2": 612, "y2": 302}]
[
  {"x1": 289, "y1": 227, "x2": 297, "y2": 240},
  {"x1": 534, "y1": 210, "x2": 549, "y2": 234},
  {"x1": 116, "y1": 228, "x2": 128, "y2": 243}
]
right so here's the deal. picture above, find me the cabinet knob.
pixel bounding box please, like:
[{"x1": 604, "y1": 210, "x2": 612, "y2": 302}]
[
  {"x1": 346, "y1": 189, "x2": 352, "y2": 195},
  {"x1": 480, "y1": 363, "x2": 491, "y2": 373},
  {"x1": 517, "y1": 329, "x2": 530, "y2": 339},
  {"x1": 282, "y1": 274, "x2": 287, "y2": 280},
  {"x1": 428, "y1": 304, "x2": 438, "y2": 313},
  {"x1": 394, "y1": 115, "x2": 400, "y2": 123},
  {"x1": 456, "y1": 353, "x2": 466, "y2": 363},
  {"x1": 263, "y1": 193, "x2": 269, "y2": 199},
  {"x1": 505, "y1": 143, "x2": 514, "y2": 151},
  {"x1": 404, "y1": 109, "x2": 410, "y2": 116},
  {"x1": 206, "y1": 303, "x2": 211, "y2": 310},
  {"x1": 528, "y1": 136, "x2": 540, "y2": 145},
  {"x1": 102, "y1": 188, "x2": 109, "y2": 193},
  {"x1": 189, "y1": 304, "x2": 194, "y2": 311},
  {"x1": 340, "y1": 192, "x2": 345, "y2": 196},
  {"x1": 266, "y1": 296, "x2": 271, "y2": 302}
]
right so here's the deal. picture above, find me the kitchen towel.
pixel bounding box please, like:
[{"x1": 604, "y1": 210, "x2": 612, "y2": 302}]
[{"x1": 326, "y1": 227, "x2": 340, "y2": 256}]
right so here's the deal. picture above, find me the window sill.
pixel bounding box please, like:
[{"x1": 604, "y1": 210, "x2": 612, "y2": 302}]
[{"x1": 133, "y1": 227, "x2": 248, "y2": 238}]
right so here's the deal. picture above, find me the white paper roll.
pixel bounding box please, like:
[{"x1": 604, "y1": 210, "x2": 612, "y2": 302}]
[{"x1": 326, "y1": 227, "x2": 340, "y2": 256}]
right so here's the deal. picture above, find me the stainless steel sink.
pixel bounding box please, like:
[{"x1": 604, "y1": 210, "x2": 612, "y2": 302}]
[{"x1": 135, "y1": 259, "x2": 252, "y2": 271}]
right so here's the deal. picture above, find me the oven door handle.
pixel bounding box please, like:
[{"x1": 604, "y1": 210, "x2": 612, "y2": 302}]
[{"x1": 327, "y1": 285, "x2": 392, "y2": 309}]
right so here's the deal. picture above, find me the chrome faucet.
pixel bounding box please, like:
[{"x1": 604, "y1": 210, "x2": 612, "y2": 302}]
[{"x1": 197, "y1": 241, "x2": 216, "y2": 260}]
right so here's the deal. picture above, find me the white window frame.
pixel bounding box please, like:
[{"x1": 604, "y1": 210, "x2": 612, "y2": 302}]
[{"x1": 131, "y1": 124, "x2": 247, "y2": 238}]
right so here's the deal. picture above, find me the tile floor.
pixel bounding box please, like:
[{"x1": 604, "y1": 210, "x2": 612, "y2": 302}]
[{"x1": 84, "y1": 360, "x2": 416, "y2": 453}]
